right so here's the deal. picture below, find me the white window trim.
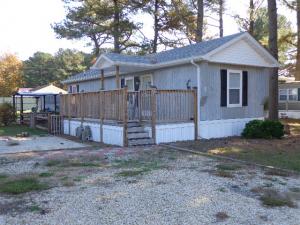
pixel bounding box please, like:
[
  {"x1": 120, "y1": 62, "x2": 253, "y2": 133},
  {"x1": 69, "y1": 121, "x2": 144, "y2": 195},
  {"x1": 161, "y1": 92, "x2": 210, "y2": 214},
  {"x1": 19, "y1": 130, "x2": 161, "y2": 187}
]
[
  {"x1": 140, "y1": 74, "x2": 153, "y2": 90},
  {"x1": 227, "y1": 70, "x2": 243, "y2": 108}
]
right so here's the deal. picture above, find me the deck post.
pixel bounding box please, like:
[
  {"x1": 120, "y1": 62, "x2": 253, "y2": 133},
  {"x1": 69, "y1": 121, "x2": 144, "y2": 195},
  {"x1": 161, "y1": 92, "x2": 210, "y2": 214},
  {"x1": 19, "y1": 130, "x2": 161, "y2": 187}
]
[
  {"x1": 116, "y1": 65, "x2": 120, "y2": 89},
  {"x1": 101, "y1": 69, "x2": 105, "y2": 90},
  {"x1": 193, "y1": 89, "x2": 198, "y2": 140},
  {"x1": 20, "y1": 95, "x2": 24, "y2": 124},
  {"x1": 48, "y1": 113, "x2": 51, "y2": 133},
  {"x1": 43, "y1": 95, "x2": 46, "y2": 111},
  {"x1": 123, "y1": 87, "x2": 128, "y2": 147},
  {"x1": 80, "y1": 92, "x2": 84, "y2": 126},
  {"x1": 68, "y1": 94, "x2": 71, "y2": 135},
  {"x1": 12, "y1": 95, "x2": 16, "y2": 120},
  {"x1": 151, "y1": 88, "x2": 157, "y2": 144},
  {"x1": 100, "y1": 91, "x2": 104, "y2": 143},
  {"x1": 54, "y1": 95, "x2": 57, "y2": 114}
]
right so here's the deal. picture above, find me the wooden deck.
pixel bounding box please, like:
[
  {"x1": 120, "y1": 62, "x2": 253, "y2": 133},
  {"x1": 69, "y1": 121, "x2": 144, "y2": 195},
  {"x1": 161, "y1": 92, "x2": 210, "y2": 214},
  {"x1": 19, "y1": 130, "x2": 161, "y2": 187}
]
[{"x1": 60, "y1": 88, "x2": 197, "y2": 146}]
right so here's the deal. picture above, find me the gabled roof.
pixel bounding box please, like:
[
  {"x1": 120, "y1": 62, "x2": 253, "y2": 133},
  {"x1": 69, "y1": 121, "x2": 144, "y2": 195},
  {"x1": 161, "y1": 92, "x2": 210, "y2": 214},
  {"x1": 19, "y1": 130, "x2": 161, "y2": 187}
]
[
  {"x1": 63, "y1": 32, "x2": 279, "y2": 84},
  {"x1": 96, "y1": 32, "x2": 245, "y2": 66}
]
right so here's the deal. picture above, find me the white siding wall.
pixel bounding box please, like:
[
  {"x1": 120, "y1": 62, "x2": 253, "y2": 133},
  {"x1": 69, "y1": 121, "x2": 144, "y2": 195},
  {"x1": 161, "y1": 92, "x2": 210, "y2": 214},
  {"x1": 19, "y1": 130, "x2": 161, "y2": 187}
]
[
  {"x1": 145, "y1": 123, "x2": 195, "y2": 144},
  {"x1": 199, "y1": 117, "x2": 264, "y2": 139}
]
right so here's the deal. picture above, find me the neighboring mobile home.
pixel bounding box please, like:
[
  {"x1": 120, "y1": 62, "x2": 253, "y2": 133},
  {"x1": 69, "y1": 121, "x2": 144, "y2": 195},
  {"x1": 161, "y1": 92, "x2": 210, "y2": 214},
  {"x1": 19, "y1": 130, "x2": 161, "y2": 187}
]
[
  {"x1": 61, "y1": 32, "x2": 279, "y2": 146},
  {"x1": 278, "y1": 77, "x2": 300, "y2": 119}
]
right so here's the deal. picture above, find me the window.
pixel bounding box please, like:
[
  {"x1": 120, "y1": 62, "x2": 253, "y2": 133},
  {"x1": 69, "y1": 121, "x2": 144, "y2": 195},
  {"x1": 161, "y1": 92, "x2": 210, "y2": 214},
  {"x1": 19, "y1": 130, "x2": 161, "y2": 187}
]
[
  {"x1": 227, "y1": 70, "x2": 242, "y2": 107},
  {"x1": 72, "y1": 85, "x2": 77, "y2": 93},
  {"x1": 76, "y1": 85, "x2": 80, "y2": 93},
  {"x1": 289, "y1": 88, "x2": 298, "y2": 101},
  {"x1": 125, "y1": 77, "x2": 134, "y2": 91},
  {"x1": 69, "y1": 86, "x2": 72, "y2": 93},
  {"x1": 140, "y1": 75, "x2": 153, "y2": 90},
  {"x1": 279, "y1": 88, "x2": 298, "y2": 101}
]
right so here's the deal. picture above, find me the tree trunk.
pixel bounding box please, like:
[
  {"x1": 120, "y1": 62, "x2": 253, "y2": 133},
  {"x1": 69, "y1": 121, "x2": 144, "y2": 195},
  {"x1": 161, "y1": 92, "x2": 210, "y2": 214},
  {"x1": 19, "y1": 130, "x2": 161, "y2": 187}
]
[
  {"x1": 91, "y1": 34, "x2": 100, "y2": 56},
  {"x1": 249, "y1": 0, "x2": 254, "y2": 35},
  {"x1": 196, "y1": 0, "x2": 204, "y2": 42},
  {"x1": 295, "y1": 0, "x2": 300, "y2": 80},
  {"x1": 153, "y1": 0, "x2": 159, "y2": 53},
  {"x1": 113, "y1": 0, "x2": 121, "y2": 53},
  {"x1": 267, "y1": 0, "x2": 278, "y2": 121},
  {"x1": 219, "y1": 0, "x2": 224, "y2": 37}
]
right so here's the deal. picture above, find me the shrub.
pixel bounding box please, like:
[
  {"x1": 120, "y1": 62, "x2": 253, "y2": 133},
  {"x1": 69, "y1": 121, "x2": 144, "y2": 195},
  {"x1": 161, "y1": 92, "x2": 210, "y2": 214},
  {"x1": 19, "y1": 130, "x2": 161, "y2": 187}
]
[
  {"x1": 242, "y1": 120, "x2": 264, "y2": 138},
  {"x1": 242, "y1": 120, "x2": 284, "y2": 139},
  {"x1": 0, "y1": 103, "x2": 16, "y2": 126}
]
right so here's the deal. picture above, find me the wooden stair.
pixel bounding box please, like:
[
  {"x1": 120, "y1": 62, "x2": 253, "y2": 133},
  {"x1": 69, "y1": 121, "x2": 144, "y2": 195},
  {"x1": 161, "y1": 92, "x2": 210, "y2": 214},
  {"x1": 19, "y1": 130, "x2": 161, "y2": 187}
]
[{"x1": 127, "y1": 122, "x2": 154, "y2": 147}]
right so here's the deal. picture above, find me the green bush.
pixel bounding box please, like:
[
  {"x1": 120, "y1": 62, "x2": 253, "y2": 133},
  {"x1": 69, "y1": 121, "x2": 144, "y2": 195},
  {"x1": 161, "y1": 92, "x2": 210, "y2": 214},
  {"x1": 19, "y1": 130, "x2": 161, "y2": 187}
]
[
  {"x1": 242, "y1": 120, "x2": 284, "y2": 139},
  {"x1": 0, "y1": 103, "x2": 16, "y2": 126}
]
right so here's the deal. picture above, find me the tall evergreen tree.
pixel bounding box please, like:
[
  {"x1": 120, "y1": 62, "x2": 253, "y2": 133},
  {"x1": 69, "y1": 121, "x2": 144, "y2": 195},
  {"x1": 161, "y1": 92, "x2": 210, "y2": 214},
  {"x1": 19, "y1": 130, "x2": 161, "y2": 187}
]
[
  {"x1": 282, "y1": 0, "x2": 300, "y2": 80},
  {"x1": 53, "y1": 0, "x2": 142, "y2": 55},
  {"x1": 267, "y1": 0, "x2": 279, "y2": 120},
  {"x1": 196, "y1": 0, "x2": 204, "y2": 42}
]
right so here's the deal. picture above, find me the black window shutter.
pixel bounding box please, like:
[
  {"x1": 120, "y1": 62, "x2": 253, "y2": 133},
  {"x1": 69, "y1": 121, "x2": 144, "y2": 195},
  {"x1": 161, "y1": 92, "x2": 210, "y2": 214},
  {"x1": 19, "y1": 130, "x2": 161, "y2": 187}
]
[
  {"x1": 298, "y1": 88, "x2": 300, "y2": 101},
  {"x1": 121, "y1": 78, "x2": 125, "y2": 88},
  {"x1": 134, "y1": 76, "x2": 140, "y2": 91},
  {"x1": 242, "y1": 71, "x2": 248, "y2": 106},
  {"x1": 220, "y1": 69, "x2": 227, "y2": 107}
]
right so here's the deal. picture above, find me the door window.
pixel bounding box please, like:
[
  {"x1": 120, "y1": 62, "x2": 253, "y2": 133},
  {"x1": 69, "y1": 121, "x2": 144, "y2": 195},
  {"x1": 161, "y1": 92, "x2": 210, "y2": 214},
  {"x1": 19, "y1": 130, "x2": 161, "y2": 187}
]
[{"x1": 125, "y1": 78, "x2": 134, "y2": 91}]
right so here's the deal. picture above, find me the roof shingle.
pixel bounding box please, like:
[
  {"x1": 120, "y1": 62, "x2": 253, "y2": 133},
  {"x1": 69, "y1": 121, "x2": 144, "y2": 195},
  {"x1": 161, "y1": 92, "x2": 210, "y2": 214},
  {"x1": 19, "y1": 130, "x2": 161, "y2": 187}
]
[{"x1": 63, "y1": 32, "x2": 245, "y2": 84}]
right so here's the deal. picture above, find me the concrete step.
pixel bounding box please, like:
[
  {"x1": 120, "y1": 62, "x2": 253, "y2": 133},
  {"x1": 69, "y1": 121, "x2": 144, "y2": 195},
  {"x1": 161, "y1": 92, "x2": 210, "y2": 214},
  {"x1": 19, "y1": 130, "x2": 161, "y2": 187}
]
[
  {"x1": 128, "y1": 138, "x2": 154, "y2": 146},
  {"x1": 128, "y1": 132, "x2": 150, "y2": 139},
  {"x1": 127, "y1": 126, "x2": 144, "y2": 133}
]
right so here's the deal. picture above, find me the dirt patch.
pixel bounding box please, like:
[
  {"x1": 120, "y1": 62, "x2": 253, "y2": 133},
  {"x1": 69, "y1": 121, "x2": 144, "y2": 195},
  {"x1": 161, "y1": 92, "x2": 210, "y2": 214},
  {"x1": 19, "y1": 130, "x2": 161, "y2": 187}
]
[{"x1": 0, "y1": 136, "x2": 88, "y2": 154}]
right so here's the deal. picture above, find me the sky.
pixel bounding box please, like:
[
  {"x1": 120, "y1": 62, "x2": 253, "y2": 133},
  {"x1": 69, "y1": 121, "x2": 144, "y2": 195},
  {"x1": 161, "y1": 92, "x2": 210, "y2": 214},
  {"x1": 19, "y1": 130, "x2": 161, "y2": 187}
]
[{"x1": 0, "y1": 0, "x2": 296, "y2": 60}]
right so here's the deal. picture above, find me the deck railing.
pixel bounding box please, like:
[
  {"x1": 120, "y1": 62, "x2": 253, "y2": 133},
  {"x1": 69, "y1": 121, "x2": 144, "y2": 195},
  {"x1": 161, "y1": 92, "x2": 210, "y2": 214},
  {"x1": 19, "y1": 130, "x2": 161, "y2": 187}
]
[{"x1": 60, "y1": 88, "x2": 197, "y2": 145}]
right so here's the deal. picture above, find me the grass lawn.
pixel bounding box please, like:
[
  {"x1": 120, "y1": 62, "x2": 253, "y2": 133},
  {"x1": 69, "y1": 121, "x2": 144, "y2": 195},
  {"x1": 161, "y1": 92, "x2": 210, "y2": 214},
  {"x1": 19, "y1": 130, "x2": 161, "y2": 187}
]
[
  {"x1": 0, "y1": 124, "x2": 47, "y2": 136},
  {"x1": 208, "y1": 144, "x2": 300, "y2": 172},
  {"x1": 175, "y1": 119, "x2": 300, "y2": 172}
]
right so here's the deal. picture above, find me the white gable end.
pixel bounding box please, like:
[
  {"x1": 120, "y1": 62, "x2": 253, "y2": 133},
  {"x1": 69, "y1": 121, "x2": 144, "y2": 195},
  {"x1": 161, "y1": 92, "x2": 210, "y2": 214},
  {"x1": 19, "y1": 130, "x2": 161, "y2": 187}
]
[{"x1": 207, "y1": 38, "x2": 276, "y2": 68}]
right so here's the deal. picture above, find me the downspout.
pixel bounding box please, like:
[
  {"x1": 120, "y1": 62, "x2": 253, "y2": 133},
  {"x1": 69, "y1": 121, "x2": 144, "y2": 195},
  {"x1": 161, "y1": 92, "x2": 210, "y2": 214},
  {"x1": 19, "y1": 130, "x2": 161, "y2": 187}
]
[{"x1": 191, "y1": 59, "x2": 201, "y2": 139}]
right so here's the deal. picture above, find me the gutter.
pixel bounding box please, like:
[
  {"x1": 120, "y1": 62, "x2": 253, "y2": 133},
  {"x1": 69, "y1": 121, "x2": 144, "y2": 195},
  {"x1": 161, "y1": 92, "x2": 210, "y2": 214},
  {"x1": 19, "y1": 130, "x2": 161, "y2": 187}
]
[{"x1": 190, "y1": 59, "x2": 201, "y2": 139}]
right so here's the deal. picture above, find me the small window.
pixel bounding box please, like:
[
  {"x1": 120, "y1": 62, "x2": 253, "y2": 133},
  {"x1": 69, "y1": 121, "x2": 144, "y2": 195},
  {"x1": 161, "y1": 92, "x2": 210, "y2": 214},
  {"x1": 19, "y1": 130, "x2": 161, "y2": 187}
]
[
  {"x1": 140, "y1": 75, "x2": 153, "y2": 90},
  {"x1": 69, "y1": 86, "x2": 72, "y2": 93},
  {"x1": 227, "y1": 70, "x2": 242, "y2": 107},
  {"x1": 76, "y1": 85, "x2": 80, "y2": 93},
  {"x1": 288, "y1": 88, "x2": 298, "y2": 101}
]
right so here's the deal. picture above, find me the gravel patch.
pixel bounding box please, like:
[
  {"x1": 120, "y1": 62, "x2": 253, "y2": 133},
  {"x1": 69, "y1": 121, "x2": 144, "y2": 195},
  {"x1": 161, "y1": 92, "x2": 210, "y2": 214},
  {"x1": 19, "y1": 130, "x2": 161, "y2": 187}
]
[{"x1": 0, "y1": 148, "x2": 299, "y2": 225}]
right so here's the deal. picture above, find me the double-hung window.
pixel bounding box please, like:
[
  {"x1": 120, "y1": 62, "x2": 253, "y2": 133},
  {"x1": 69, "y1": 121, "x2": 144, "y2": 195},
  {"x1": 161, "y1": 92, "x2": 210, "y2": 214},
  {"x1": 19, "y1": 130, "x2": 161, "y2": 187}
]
[
  {"x1": 279, "y1": 88, "x2": 298, "y2": 101},
  {"x1": 227, "y1": 70, "x2": 242, "y2": 107},
  {"x1": 288, "y1": 88, "x2": 298, "y2": 101}
]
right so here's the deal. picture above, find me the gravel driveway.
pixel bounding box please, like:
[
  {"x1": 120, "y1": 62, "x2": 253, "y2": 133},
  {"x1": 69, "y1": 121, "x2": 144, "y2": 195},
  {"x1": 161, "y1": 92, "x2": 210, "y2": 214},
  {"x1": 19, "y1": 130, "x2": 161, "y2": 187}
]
[{"x1": 0, "y1": 147, "x2": 299, "y2": 225}]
